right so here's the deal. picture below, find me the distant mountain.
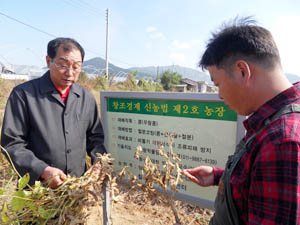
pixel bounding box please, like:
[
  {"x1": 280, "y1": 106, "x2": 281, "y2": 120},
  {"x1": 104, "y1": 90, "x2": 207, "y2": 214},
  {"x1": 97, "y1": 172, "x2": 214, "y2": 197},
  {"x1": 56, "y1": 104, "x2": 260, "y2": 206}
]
[
  {"x1": 82, "y1": 57, "x2": 211, "y2": 82},
  {"x1": 82, "y1": 57, "x2": 153, "y2": 78},
  {"x1": 82, "y1": 57, "x2": 130, "y2": 75},
  {"x1": 13, "y1": 65, "x2": 47, "y2": 77},
  {"x1": 128, "y1": 65, "x2": 211, "y2": 82}
]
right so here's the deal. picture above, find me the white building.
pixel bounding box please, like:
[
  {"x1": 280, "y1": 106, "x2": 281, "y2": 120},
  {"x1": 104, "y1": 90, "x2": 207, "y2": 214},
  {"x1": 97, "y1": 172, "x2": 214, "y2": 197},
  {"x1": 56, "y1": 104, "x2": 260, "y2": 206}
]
[{"x1": 0, "y1": 73, "x2": 30, "y2": 80}]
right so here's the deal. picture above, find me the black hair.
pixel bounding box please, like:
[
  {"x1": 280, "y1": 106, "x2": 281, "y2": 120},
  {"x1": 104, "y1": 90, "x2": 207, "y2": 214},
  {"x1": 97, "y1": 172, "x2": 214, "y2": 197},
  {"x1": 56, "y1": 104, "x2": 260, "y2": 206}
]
[
  {"x1": 199, "y1": 16, "x2": 281, "y2": 71},
  {"x1": 47, "y1": 37, "x2": 85, "y2": 62}
]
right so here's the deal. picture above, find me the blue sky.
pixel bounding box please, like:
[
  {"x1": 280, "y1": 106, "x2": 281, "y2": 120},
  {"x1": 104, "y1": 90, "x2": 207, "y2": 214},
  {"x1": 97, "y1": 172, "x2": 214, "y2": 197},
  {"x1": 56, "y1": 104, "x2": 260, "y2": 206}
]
[{"x1": 0, "y1": 0, "x2": 300, "y2": 76}]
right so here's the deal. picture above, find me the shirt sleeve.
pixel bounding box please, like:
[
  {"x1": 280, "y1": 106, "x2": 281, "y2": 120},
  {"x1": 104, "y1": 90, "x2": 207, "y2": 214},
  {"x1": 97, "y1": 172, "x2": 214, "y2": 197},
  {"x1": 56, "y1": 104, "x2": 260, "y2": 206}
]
[
  {"x1": 0, "y1": 88, "x2": 48, "y2": 184},
  {"x1": 213, "y1": 167, "x2": 224, "y2": 185},
  {"x1": 85, "y1": 96, "x2": 107, "y2": 164},
  {"x1": 248, "y1": 141, "x2": 300, "y2": 224}
]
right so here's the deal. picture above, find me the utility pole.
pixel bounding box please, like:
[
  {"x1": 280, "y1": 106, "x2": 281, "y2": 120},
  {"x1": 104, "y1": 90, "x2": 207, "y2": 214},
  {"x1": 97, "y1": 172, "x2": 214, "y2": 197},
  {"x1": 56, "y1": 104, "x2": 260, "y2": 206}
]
[{"x1": 105, "y1": 8, "x2": 109, "y2": 81}]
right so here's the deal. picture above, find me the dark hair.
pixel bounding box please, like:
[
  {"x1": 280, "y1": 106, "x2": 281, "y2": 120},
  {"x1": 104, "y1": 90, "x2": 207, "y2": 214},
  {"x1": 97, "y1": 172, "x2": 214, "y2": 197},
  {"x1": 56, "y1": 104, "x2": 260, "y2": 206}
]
[
  {"x1": 47, "y1": 37, "x2": 85, "y2": 62},
  {"x1": 199, "y1": 17, "x2": 281, "y2": 71}
]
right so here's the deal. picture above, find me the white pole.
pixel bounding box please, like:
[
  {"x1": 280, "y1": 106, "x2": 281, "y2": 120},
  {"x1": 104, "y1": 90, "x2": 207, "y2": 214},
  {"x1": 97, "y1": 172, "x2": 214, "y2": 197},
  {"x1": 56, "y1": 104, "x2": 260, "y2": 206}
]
[
  {"x1": 103, "y1": 180, "x2": 111, "y2": 225},
  {"x1": 105, "y1": 8, "x2": 109, "y2": 81},
  {"x1": 103, "y1": 11, "x2": 111, "y2": 225}
]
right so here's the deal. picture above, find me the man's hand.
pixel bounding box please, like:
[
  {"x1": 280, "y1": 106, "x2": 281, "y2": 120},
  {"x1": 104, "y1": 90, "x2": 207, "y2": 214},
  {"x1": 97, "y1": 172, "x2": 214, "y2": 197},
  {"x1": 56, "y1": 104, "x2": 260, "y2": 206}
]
[
  {"x1": 182, "y1": 166, "x2": 214, "y2": 187},
  {"x1": 41, "y1": 166, "x2": 67, "y2": 189}
]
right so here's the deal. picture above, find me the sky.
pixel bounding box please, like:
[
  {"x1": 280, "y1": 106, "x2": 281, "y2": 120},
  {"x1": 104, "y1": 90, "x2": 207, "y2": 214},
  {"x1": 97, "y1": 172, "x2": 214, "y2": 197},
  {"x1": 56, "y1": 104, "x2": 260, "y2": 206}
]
[{"x1": 0, "y1": 0, "x2": 300, "y2": 76}]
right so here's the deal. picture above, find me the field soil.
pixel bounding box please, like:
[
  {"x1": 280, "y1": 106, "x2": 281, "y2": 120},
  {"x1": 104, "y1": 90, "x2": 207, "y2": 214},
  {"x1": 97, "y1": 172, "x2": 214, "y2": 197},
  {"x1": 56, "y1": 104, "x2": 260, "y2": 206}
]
[{"x1": 86, "y1": 183, "x2": 214, "y2": 225}]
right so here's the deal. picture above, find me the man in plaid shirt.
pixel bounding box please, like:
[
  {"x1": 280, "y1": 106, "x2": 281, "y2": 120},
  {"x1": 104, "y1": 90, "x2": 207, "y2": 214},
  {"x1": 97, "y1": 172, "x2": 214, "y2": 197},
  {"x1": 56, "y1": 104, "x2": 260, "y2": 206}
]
[{"x1": 182, "y1": 17, "x2": 300, "y2": 224}]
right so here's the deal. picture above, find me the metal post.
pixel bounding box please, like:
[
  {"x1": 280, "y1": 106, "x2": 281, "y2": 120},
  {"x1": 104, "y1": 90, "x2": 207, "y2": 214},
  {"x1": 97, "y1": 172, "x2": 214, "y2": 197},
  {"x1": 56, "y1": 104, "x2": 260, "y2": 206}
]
[
  {"x1": 102, "y1": 180, "x2": 111, "y2": 225},
  {"x1": 105, "y1": 8, "x2": 109, "y2": 81}
]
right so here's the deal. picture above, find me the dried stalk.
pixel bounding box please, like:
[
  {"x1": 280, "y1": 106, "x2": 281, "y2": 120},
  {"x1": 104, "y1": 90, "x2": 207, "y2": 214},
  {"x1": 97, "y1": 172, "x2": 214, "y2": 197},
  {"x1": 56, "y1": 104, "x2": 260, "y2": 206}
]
[{"x1": 119, "y1": 134, "x2": 183, "y2": 224}]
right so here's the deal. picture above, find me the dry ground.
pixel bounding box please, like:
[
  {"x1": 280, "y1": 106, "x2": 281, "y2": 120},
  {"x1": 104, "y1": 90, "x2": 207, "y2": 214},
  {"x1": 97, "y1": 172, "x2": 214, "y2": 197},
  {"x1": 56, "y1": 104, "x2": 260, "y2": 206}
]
[{"x1": 85, "y1": 183, "x2": 213, "y2": 225}]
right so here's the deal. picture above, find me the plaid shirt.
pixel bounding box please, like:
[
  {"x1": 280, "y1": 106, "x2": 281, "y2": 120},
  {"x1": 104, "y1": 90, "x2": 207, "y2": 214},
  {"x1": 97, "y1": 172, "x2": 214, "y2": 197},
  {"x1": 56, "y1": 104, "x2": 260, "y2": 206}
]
[{"x1": 214, "y1": 82, "x2": 300, "y2": 224}]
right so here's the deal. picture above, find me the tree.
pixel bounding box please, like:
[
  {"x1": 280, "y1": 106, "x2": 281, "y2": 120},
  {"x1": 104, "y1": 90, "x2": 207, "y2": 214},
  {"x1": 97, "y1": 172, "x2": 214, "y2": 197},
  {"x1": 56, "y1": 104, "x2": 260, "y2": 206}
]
[
  {"x1": 160, "y1": 71, "x2": 182, "y2": 90},
  {"x1": 137, "y1": 78, "x2": 148, "y2": 89},
  {"x1": 133, "y1": 70, "x2": 139, "y2": 77},
  {"x1": 121, "y1": 73, "x2": 137, "y2": 90},
  {"x1": 94, "y1": 75, "x2": 107, "y2": 90},
  {"x1": 77, "y1": 71, "x2": 88, "y2": 83}
]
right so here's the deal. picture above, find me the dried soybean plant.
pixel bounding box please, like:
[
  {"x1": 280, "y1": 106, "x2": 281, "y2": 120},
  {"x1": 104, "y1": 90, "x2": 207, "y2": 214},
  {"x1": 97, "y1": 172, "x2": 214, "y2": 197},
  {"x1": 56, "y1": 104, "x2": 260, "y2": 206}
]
[
  {"x1": 0, "y1": 145, "x2": 118, "y2": 225},
  {"x1": 119, "y1": 134, "x2": 183, "y2": 224}
]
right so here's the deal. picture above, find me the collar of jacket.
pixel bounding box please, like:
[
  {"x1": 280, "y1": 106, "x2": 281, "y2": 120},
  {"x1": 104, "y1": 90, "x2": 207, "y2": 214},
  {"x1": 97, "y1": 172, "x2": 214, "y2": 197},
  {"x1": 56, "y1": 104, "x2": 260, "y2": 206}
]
[{"x1": 39, "y1": 70, "x2": 81, "y2": 97}]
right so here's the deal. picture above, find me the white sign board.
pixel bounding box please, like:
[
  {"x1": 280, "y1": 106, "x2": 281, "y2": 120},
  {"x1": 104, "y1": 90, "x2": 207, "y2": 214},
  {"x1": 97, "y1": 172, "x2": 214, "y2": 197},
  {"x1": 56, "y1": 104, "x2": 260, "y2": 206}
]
[{"x1": 101, "y1": 92, "x2": 245, "y2": 209}]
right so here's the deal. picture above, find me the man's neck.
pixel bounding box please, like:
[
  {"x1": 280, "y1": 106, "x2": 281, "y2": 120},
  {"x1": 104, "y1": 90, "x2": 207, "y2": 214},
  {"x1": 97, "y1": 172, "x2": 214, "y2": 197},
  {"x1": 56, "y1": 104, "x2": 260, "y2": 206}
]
[
  {"x1": 55, "y1": 86, "x2": 71, "y2": 95},
  {"x1": 249, "y1": 67, "x2": 292, "y2": 112}
]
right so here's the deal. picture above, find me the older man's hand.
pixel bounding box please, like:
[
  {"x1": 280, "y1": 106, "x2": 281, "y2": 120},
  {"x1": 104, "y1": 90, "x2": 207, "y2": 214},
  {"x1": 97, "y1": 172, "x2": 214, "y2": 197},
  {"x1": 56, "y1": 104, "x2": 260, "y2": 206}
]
[{"x1": 41, "y1": 166, "x2": 67, "y2": 189}]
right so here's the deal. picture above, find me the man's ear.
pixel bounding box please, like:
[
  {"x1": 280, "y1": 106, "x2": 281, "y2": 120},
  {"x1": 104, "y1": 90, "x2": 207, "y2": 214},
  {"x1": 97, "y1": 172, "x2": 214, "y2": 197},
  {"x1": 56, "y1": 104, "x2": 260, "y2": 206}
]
[
  {"x1": 46, "y1": 56, "x2": 51, "y2": 68},
  {"x1": 234, "y1": 60, "x2": 251, "y2": 85}
]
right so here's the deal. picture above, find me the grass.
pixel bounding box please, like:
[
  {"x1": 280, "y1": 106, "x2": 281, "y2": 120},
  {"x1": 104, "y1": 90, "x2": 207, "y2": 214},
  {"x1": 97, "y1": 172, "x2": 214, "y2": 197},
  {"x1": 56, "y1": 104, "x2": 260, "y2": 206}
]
[
  {"x1": 0, "y1": 111, "x2": 4, "y2": 132},
  {"x1": 0, "y1": 79, "x2": 25, "y2": 129}
]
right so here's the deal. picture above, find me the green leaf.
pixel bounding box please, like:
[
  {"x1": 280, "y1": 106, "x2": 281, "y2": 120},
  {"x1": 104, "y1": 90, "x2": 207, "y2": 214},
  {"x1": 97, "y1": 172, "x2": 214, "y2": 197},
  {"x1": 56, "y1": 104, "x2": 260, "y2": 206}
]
[
  {"x1": 18, "y1": 173, "x2": 30, "y2": 190},
  {"x1": 38, "y1": 207, "x2": 57, "y2": 219},
  {"x1": 1, "y1": 202, "x2": 9, "y2": 223},
  {"x1": 0, "y1": 189, "x2": 4, "y2": 195},
  {"x1": 25, "y1": 201, "x2": 37, "y2": 213},
  {"x1": 32, "y1": 181, "x2": 45, "y2": 199},
  {"x1": 11, "y1": 190, "x2": 26, "y2": 212},
  {"x1": 34, "y1": 180, "x2": 42, "y2": 187}
]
